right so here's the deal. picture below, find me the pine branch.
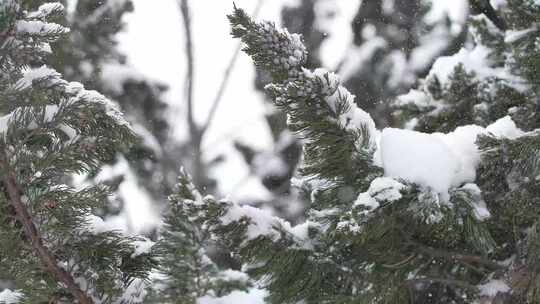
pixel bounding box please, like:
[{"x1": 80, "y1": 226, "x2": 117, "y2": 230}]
[
  {"x1": 412, "y1": 242, "x2": 503, "y2": 271},
  {"x1": 152, "y1": 170, "x2": 251, "y2": 302},
  {"x1": 228, "y1": 6, "x2": 381, "y2": 189},
  {"x1": 0, "y1": 2, "x2": 155, "y2": 302},
  {"x1": 0, "y1": 156, "x2": 94, "y2": 304},
  {"x1": 406, "y1": 278, "x2": 479, "y2": 292}
]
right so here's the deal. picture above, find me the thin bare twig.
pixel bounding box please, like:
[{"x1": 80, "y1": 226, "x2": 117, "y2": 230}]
[
  {"x1": 199, "y1": 42, "x2": 242, "y2": 135},
  {"x1": 178, "y1": 0, "x2": 207, "y2": 188},
  {"x1": 398, "y1": 230, "x2": 503, "y2": 271},
  {"x1": 413, "y1": 242, "x2": 504, "y2": 271},
  {"x1": 200, "y1": 0, "x2": 265, "y2": 135},
  {"x1": 179, "y1": 0, "x2": 197, "y2": 139},
  {"x1": 177, "y1": 0, "x2": 265, "y2": 189},
  {"x1": 0, "y1": 157, "x2": 94, "y2": 304}
]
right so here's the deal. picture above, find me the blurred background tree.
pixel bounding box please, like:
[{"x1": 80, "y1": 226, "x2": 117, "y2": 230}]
[{"x1": 22, "y1": 0, "x2": 178, "y2": 233}]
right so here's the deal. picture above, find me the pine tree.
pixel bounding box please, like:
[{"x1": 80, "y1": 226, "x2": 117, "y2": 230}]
[
  {"x1": 392, "y1": 0, "x2": 540, "y2": 302},
  {"x1": 45, "y1": 0, "x2": 176, "y2": 220},
  {"x1": 1, "y1": 1, "x2": 538, "y2": 303},
  {"x1": 0, "y1": 2, "x2": 153, "y2": 302},
  {"x1": 148, "y1": 169, "x2": 249, "y2": 303},
  {"x1": 392, "y1": 0, "x2": 539, "y2": 134},
  {"x1": 179, "y1": 4, "x2": 540, "y2": 304}
]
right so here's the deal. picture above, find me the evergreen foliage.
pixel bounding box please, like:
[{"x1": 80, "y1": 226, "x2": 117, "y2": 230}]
[
  {"x1": 0, "y1": 2, "x2": 153, "y2": 303},
  {"x1": 179, "y1": 4, "x2": 540, "y2": 304},
  {"x1": 55, "y1": 0, "x2": 177, "y2": 209},
  {"x1": 148, "y1": 169, "x2": 249, "y2": 303},
  {"x1": 235, "y1": 0, "x2": 316, "y2": 223},
  {"x1": 0, "y1": 1, "x2": 539, "y2": 304},
  {"x1": 392, "y1": 0, "x2": 539, "y2": 134},
  {"x1": 241, "y1": 0, "x2": 468, "y2": 223},
  {"x1": 340, "y1": 0, "x2": 466, "y2": 127},
  {"x1": 43, "y1": 0, "x2": 176, "y2": 219},
  {"x1": 391, "y1": 13, "x2": 540, "y2": 304}
]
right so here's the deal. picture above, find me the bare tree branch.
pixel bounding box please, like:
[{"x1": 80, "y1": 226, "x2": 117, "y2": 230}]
[
  {"x1": 200, "y1": 42, "x2": 241, "y2": 135},
  {"x1": 179, "y1": 0, "x2": 197, "y2": 138},
  {"x1": 0, "y1": 157, "x2": 94, "y2": 304},
  {"x1": 201, "y1": 0, "x2": 265, "y2": 135},
  {"x1": 177, "y1": 0, "x2": 265, "y2": 189},
  {"x1": 178, "y1": 0, "x2": 207, "y2": 188}
]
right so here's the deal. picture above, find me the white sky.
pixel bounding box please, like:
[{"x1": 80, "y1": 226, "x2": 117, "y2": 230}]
[{"x1": 118, "y1": 0, "x2": 291, "y2": 197}]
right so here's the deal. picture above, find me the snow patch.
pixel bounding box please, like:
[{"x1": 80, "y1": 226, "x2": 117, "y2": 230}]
[
  {"x1": 380, "y1": 116, "x2": 525, "y2": 195},
  {"x1": 478, "y1": 279, "x2": 510, "y2": 297},
  {"x1": 411, "y1": 23, "x2": 459, "y2": 71},
  {"x1": 485, "y1": 116, "x2": 525, "y2": 139},
  {"x1": 15, "y1": 66, "x2": 66, "y2": 90},
  {"x1": 66, "y1": 82, "x2": 132, "y2": 128},
  {"x1": 428, "y1": 45, "x2": 521, "y2": 88},
  {"x1": 131, "y1": 239, "x2": 154, "y2": 258},
  {"x1": 16, "y1": 20, "x2": 68, "y2": 36},
  {"x1": 381, "y1": 128, "x2": 463, "y2": 194},
  {"x1": 116, "y1": 279, "x2": 148, "y2": 304},
  {"x1": 368, "y1": 177, "x2": 406, "y2": 202},
  {"x1": 101, "y1": 63, "x2": 146, "y2": 94},
  {"x1": 306, "y1": 68, "x2": 377, "y2": 143},
  {"x1": 0, "y1": 289, "x2": 22, "y2": 304},
  {"x1": 353, "y1": 177, "x2": 406, "y2": 214},
  {"x1": 27, "y1": 2, "x2": 64, "y2": 19},
  {"x1": 85, "y1": 214, "x2": 126, "y2": 234},
  {"x1": 197, "y1": 288, "x2": 268, "y2": 304},
  {"x1": 0, "y1": 113, "x2": 12, "y2": 135},
  {"x1": 395, "y1": 89, "x2": 434, "y2": 110},
  {"x1": 220, "y1": 202, "x2": 312, "y2": 248},
  {"x1": 425, "y1": 0, "x2": 468, "y2": 28},
  {"x1": 218, "y1": 269, "x2": 249, "y2": 283},
  {"x1": 354, "y1": 192, "x2": 379, "y2": 211},
  {"x1": 505, "y1": 26, "x2": 538, "y2": 43},
  {"x1": 220, "y1": 203, "x2": 289, "y2": 241},
  {"x1": 461, "y1": 183, "x2": 491, "y2": 221}
]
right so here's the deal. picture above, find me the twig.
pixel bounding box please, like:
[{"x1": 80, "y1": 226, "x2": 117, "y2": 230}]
[
  {"x1": 200, "y1": 0, "x2": 265, "y2": 135},
  {"x1": 413, "y1": 242, "x2": 503, "y2": 271},
  {"x1": 380, "y1": 254, "x2": 416, "y2": 269},
  {"x1": 177, "y1": 0, "x2": 266, "y2": 188},
  {"x1": 178, "y1": 0, "x2": 207, "y2": 187},
  {"x1": 179, "y1": 0, "x2": 197, "y2": 139},
  {"x1": 396, "y1": 230, "x2": 503, "y2": 271},
  {"x1": 0, "y1": 157, "x2": 94, "y2": 304},
  {"x1": 199, "y1": 41, "x2": 241, "y2": 135}
]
